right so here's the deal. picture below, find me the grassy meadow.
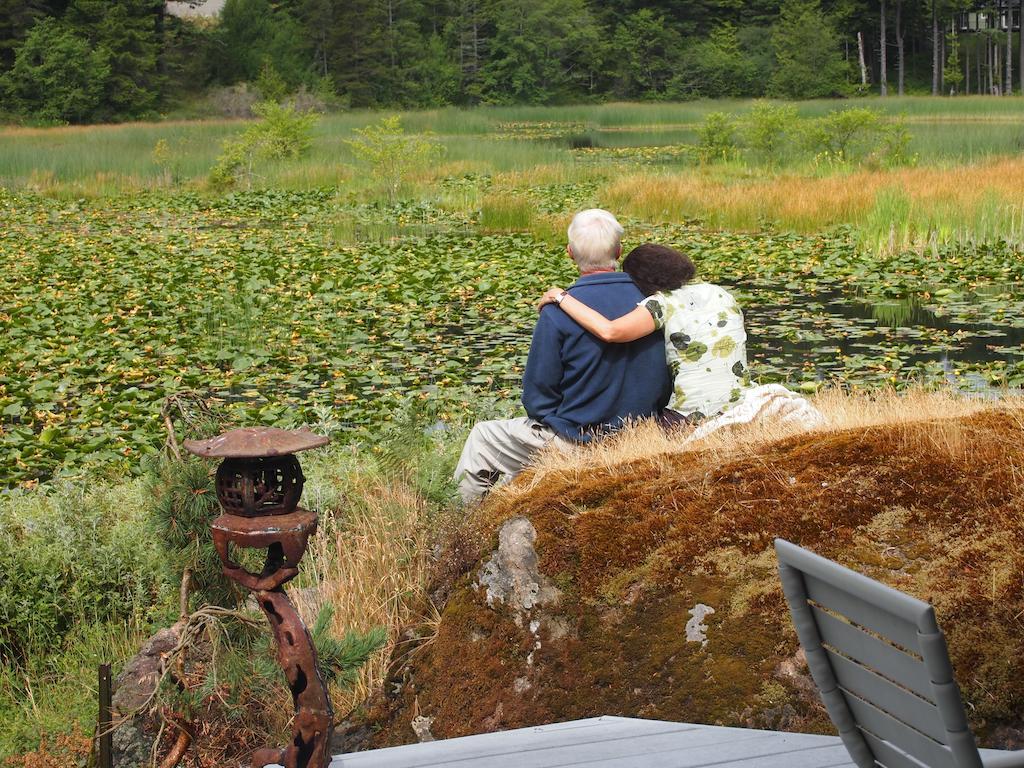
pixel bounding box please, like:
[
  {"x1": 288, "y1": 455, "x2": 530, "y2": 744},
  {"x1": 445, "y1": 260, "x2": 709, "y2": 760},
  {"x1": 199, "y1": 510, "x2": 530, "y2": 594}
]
[{"x1": 2, "y1": 96, "x2": 1024, "y2": 764}]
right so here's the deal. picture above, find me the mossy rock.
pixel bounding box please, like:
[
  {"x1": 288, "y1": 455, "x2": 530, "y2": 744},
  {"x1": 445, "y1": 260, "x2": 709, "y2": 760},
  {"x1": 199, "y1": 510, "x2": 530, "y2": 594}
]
[{"x1": 359, "y1": 410, "x2": 1024, "y2": 749}]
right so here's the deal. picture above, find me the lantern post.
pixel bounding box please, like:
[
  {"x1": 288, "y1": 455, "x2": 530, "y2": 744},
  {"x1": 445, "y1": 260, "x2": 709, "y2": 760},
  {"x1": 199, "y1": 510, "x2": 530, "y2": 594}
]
[{"x1": 184, "y1": 427, "x2": 333, "y2": 768}]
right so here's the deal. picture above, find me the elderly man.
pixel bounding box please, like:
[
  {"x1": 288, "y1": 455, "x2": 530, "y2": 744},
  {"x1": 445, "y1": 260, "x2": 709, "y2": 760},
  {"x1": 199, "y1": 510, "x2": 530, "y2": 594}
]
[{"x1": 454, "y1": 209, "x2": 670, "y2": 503}]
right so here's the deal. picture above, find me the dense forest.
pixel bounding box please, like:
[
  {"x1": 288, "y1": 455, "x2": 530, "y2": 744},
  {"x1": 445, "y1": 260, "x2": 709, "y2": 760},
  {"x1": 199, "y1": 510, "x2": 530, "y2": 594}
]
[{"x1": 0, "y1": 0, "x2": 1022, "y2": 123}]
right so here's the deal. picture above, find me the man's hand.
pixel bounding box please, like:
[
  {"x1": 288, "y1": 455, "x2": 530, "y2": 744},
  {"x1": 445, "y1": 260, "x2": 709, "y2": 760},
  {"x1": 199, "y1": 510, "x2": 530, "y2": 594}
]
[{"x1": 537, "y1": 286, "x2": 565, "y2": 312}]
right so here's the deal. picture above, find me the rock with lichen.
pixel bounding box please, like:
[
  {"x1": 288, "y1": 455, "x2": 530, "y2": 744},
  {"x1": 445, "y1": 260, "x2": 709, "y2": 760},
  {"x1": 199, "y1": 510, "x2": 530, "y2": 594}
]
[{"x1": 354, "y1": 409, "x2": 1024, "y2": 750}]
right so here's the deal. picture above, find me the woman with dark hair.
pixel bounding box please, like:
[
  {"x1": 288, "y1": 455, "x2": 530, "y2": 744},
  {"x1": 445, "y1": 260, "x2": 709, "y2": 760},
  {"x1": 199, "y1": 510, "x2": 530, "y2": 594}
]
[{"x1": 538, "y1": 243, "x2": 747, "y2": 424}]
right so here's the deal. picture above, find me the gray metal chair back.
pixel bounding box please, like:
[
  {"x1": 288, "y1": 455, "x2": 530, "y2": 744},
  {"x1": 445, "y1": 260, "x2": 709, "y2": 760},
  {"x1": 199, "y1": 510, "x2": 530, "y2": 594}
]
[{"x1": 775, "y1": 538, "x2": 981, "y2": 768}]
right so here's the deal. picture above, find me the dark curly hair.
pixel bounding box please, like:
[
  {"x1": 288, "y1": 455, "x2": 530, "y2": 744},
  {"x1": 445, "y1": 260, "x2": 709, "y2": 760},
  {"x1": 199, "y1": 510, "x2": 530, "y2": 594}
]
[{"x1": 621, "y1": 243, "x2": 697, "y2": 297}]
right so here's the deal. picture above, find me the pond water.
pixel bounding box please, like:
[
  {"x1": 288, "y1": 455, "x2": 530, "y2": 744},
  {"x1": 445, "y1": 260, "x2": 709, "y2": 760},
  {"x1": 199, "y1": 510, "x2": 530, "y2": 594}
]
[{"x1": 741, "y1": 286, "x2": 1024, "y2": 391}]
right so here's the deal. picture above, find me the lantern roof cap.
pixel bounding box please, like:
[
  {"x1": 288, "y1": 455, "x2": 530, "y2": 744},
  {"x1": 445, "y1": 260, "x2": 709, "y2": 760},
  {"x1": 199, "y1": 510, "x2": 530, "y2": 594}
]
[{"x1": 183, "y1": 427, "x2": 329, "y2": 458}]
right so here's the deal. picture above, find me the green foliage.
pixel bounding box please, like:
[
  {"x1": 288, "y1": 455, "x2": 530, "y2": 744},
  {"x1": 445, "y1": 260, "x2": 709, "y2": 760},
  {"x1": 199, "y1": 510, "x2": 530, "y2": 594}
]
[
  {"x1": 769, "y1": 0, "x2": 849, "y2": 99},
  {"x1": 609, "y1": 9, "x2": 684, "y2": 100},
  {"x1": 681, "y1": 22, "x2": 759, "y2": 99},
  {"x1": 0, "y1": 0, "x2": 47, "y2": 70},
  {"x1": 477, "y1": 0, "x2": 600, "y2": 105},
  {"x1": 801, "y1": 106, "x2": 885, "y2": 164},
  {"x1": 944, "y1": 33, "x2": 965, "y2": 93},
  {"x1": 0, "y1": 619, "x2": 151, "y2": 758},
  {"x1": 215, "y1": 0, "x2": 309, "y2": 87},
  {"x1": 741, "y1": 101, "x2": 798, "y2": 166},
  {"x1": 696, "y1": 111, "x2": 739, "y2": 164},
  {"x1": 311, "y1": 604, "x2": 388, "y2": 689},
  {"x1": 210, "y1": 100, "x2": 319, "y2": 188},
  {"x1": 877, "y1": 117, "x2": 914, "y2": 168},
  {"x1": 146, "y1": 455, "x2": 234, "y2": 609},
  {"x1": 0, "y1": 480, "x2": 170, "y2": 662},
  {"x1": 802, "y1": 108, "x2": 916, "y2": 168},
  {"x1": 0, "y1": 18, "x2": 110, "y2": 123},
  {"x1": 66, "y1": 0, "x2": 165, "y2": 120},
  {"x1": 256, "y1": 59, "x2": 290, "y2": 103},
  {"x1": 344, "y1": 115, "x2": 443, "y2": 202}
]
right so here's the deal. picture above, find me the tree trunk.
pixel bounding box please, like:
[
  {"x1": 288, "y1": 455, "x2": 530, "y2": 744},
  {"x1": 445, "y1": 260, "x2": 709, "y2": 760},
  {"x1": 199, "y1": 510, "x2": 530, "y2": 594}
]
[
  {"x1": 1019, "y1": 0, "x2": 1023, "y2": 94},
  {"x1": 881, "y1": 0, "x2": 889, "y2": 95},
  {"x1": 977, "y1": 34, "x2": 983, "y2": 93},
  {"x1": 966, "y1": 35, "x2": 971, "y2": 94},
  {"x1": 940, "y1": 22, "x2": 946, "y2": 92},
  {"x1": 1007, "y1": 6, "x2": 1014, "y2": 96},
  {"x1": 388, "y1": 0, "x2": 395, "y2": 69},
  {"x1": 897, "y1": 0, "x2": 905, "y2": 95},
  {"x1": 858, "y1": 31, "x2": 870, "y2": 86},
  {"x1": 932, "y1": 1, "x2": 940, "y2": 94},
  {"x1": 988, "y1": 33, "x2": 993, "y2": 93}
]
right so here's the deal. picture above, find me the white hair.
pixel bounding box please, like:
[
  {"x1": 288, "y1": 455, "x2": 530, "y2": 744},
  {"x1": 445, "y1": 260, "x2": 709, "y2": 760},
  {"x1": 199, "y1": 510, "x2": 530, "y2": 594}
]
[{"x1": 567, "y1": 209, "x2": 623, "y2": 272}]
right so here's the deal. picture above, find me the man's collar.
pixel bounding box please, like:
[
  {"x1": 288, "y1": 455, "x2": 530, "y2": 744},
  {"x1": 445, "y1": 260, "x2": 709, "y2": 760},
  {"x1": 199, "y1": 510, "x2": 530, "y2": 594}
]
[{"x1": 570, "y1": 271, "x2": 634, "y2": 287}]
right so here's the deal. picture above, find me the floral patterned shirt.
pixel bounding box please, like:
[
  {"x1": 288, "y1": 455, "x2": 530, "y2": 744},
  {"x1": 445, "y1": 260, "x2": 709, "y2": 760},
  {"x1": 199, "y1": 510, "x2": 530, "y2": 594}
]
[{"x1": 641, "y1": 283, "x2": 747, "y2": 418}]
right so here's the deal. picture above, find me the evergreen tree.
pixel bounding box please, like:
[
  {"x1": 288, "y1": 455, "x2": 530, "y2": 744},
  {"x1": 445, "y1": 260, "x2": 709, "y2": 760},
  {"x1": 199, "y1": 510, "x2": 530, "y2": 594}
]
[
  {"x1": 1, "y1": 17, "x2": 110, "y2": 122},
  {"x1": 161, "y1": 14, "x2": 216, "y2": 102},
  {"x1": 769, "y1": 0, "x2": 850, "y2": 98},
  {"x1": 681, "y1": 21, "x2": 760, "y2": 98},
  {"x1": 215, "y1": 0, "x2": 309, "y2": 87},
  {"x1": 317, "y1": 0, "x2": 389, "y2": 106},
  {"x1": 66, "y1": 0, "x2": 165, "y2": 119},
  {"x1": 0, "y1": 0, "x2": 49, "y2": 70},
  {"x1": 477, "y1": 0, "x2": 599, "y2": 104},
  {"x1": 609, "y1": 9, "x2": 685, "y2": 99}
]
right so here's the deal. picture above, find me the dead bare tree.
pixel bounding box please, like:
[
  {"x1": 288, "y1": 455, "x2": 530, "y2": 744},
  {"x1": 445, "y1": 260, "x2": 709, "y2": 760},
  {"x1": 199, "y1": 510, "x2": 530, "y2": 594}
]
[{"x1": 858, "y1": 31, "x2": 870, "y2": 87}]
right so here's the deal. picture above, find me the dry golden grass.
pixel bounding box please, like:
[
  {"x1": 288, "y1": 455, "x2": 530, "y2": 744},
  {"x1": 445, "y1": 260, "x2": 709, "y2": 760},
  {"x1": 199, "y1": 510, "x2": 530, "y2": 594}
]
[
  {"x1": 505, "y1": 388, "x2": 1022, "y2": 499},
  {"x1": 295, "y1": 474, "x2": 434, "y2": 715},
  {"x1": 604, "y1": 157, "x2": 1024, "y2": 238}
]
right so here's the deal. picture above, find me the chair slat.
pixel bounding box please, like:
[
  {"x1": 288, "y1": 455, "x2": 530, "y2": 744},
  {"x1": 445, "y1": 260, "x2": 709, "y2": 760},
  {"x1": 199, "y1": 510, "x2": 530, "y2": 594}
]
[
  {"x1": 812, "y1": 606, "x2": 933, "y2": 700},
  {"x1": 860, "y1": 729, "x2": 932, "y2": 768},
  {"x1": 803, "y1": 573, "x2": 921, "y2": 653},
  {"x1": 827, "y1": 649, "x2": 945, "y2": 742},
  {"x1": 842, "y1": 689, "x2": 955, "y2": 768}
]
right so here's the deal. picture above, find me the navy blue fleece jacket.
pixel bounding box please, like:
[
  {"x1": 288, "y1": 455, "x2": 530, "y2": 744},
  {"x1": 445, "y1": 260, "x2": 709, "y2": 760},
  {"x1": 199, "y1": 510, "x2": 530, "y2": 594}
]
[{"x1": 522, "y1": 271, "x2": 670, "y2": 442}]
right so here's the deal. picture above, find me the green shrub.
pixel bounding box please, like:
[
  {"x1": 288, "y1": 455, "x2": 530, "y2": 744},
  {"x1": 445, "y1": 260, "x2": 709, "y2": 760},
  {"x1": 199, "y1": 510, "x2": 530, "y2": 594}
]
[
  {"x1": 209, "y1": 100, "x2": 319, "y2": 188},
  {"x1": 344, "y1": 115, "x2": 444, "y2": 202},
  {"x1": 0, "y1": 480, "x2": 171, "y2": 662},
  {"x1": 802, "y1": 107, "x2": 884, "y2": 164},
  {"x1": 255, "y1": 60, "x2": 289, "y2": 103},
  {"x1": 696, "y1": 111, "x2": 739, "y2": 164},
  {"x1": 875, "y1": 116, "x2": 914, "y2": 168},
  {"x1": 741, "y1": 101, "x2": 798, "y2": 166}
]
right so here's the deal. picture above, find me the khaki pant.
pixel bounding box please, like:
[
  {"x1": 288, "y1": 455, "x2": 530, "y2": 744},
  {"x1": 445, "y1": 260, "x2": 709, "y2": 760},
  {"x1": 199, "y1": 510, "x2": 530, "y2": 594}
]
[{"x1": 454, "y1": 417, "x2": 568, "y2": 504}]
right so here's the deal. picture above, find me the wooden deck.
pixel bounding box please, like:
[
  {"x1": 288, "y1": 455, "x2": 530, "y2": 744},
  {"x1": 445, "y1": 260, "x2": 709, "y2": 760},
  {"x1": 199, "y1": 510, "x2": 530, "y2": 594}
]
[{"x1": 328, "y1": 716, "x2": 858, "y2": 767}]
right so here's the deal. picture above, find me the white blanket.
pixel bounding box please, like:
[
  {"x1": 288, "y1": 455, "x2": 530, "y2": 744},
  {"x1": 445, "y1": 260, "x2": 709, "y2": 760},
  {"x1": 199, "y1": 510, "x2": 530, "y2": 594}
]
[{"x1": 684, "y1": 384, "x2": 825, "y2": 443}]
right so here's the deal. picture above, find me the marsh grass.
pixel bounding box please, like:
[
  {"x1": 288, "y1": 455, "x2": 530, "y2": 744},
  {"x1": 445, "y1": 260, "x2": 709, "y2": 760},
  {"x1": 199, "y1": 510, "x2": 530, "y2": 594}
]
[
  {"x1": 479, "y1": 193, "x2": 536, "y2": 231},
  {"x1": 605, "y1": 156, "x2": 1024, "y2": 248},
  {"x1": 3, "y1": 97, "x2": 1023, "y2": 194}
]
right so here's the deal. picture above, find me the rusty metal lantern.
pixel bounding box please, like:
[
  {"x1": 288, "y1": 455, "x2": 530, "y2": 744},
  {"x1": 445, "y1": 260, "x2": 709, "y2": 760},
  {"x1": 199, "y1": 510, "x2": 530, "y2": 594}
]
[{"x1": 184, "y1": 427, "x2": 333, "y2": 768}]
